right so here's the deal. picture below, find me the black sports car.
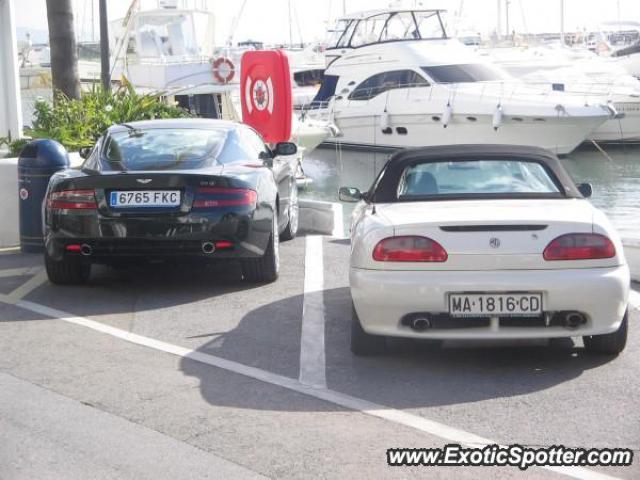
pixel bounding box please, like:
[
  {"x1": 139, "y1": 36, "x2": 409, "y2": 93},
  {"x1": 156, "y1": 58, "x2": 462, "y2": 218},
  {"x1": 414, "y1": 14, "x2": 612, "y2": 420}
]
[{"x1": 43, "y1": 119, "x2": 300, "y2": 284}]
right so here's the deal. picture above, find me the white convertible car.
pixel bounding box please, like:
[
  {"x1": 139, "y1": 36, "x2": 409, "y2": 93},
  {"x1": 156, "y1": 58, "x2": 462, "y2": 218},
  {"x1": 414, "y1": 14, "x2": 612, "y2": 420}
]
[{"x1": 340, "y1": 145, "x2": 630, "y2": 356}]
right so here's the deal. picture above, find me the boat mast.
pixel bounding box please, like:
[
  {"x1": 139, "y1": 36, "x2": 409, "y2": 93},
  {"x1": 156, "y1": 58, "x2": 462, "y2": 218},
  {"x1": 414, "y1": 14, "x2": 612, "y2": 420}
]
[
  {"x1": 560, "y1": 0, "x2": 565, "y2": 46},
  {"x1": 496, "y1": 0, "x2": 502, "y2": 40},
  {"x1": 505, "y1": 0, "x2": 510, "y2": 38},
  {"x1": 288, "y1": 0, "x2": 293, "y2": 47}
]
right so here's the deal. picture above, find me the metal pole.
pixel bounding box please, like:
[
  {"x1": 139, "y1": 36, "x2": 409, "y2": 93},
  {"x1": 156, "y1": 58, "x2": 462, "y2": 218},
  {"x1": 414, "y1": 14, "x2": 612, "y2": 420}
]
[
  {"x1": 617, "y1": 0, "x2": 621, "y2": 22},
  {"x1": 91, "y1": 0, "x2": 95, "y2": 42},
  {"x1": 496, "y1": 0, "x2": 502, "y2": 40},
  {"x1": 560, "y1": 0, "x2": 565, "y2": 47},
  {"x1": 99, "y1": 0, "x2": 110, "y2": 91},
  {"x1": 505, "y1": 0, "x2": 510, "y2": 39},
  {"x1": 288, "y1": 0, "x2": 293, "y2": 47}
]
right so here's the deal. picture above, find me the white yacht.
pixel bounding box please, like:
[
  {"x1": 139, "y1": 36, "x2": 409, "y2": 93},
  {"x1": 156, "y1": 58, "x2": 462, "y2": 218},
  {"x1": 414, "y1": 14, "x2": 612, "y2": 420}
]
[
  {"x1": 586, "y1": 21, "x2": 640, "y2": 79},
  {"x1": 309, "y1": 8, "x2": 611, "y2": 155},
  {"x1": 480, "y1": 45, "x2": 640, "y2": 142},
  {"x1": 109, "y1": 0, "x2": 333, "y2": 154}
]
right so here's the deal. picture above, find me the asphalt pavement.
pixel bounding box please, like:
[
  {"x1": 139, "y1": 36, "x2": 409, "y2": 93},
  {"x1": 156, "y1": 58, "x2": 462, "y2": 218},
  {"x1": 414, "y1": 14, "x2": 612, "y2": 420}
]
[{"x1": 0, "y1": 237, "x2": 638, "y2": 479}]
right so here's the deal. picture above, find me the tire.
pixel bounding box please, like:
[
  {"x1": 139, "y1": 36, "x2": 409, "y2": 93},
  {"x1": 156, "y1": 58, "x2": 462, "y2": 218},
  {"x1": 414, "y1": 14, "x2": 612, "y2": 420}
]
[
  {"x1": 280, "y1": 181, "x2": 299, "y2": 241},
  {"x1": 241, "y1": 213, "x2": 279, "y2": 283},
  {"x1": 44, "y1": 251, "x2": 91, "y2": 285},
  {"x1": 351, "y1": 302, "x2": 386, "y2": 356},
  {"x1": 583, "y1": 310, "x2": 628, "y2": 355}
]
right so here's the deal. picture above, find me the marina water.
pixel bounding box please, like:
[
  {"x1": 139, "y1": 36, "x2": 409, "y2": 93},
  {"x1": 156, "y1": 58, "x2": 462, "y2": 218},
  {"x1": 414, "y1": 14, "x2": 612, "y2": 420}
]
[{"x1": 301, "y1": 145, "x2": 640, "y2": 240}]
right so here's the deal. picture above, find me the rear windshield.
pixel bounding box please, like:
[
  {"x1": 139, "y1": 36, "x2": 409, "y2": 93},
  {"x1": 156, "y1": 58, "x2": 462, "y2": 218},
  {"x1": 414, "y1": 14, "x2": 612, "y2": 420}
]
[
  {"x1": 397, "y1": 160, "x2": 561, "y2": 199},
  {"x1": 103, "y1": 128, "x2": 227, "y2": 171}
]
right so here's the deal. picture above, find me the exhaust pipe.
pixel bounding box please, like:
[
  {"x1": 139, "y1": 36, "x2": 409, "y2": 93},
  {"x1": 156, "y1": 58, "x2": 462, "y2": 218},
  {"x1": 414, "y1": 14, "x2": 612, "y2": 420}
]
[
  {"x1": 564, "y1": 312, "x2": 586, "y2": 329},
  {"x1": 80, "y1": 244, "x2": 92, "y2": 256},
  {"x1": 411, "y1": 317, "x2": 432, "y2": 332},
  {"x1": 202, "y1": 242, "x2": 215, "y2": 254}
]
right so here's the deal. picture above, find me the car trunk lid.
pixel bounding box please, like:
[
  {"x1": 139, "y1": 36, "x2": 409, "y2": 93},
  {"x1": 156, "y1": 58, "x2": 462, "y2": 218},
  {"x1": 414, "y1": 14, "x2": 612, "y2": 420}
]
[{"x1": 371, "y1": 199, "x2": 610, "y2": 270}]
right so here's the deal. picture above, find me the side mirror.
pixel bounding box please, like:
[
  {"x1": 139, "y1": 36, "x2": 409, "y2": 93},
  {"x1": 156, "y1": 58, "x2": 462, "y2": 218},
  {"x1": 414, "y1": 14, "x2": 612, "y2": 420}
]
[
  {"x1": 339, "y1": 186, "x2": 364, "y2": 203},
  {"x1": 259, "y1": 150, "x2": 274, "y2": 168},
  {"x1": 273, "y1": 142, "x2": 297, "y2": 157},
  {"x1": 79, "y1": 146, "x2": 93, "y2": 159},
  {"x1": 577, "y1": 182, "x2": 593, "y2": 198}
]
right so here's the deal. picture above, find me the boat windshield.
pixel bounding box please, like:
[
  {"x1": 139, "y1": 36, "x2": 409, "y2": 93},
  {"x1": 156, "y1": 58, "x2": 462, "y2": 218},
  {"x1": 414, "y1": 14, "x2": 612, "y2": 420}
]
[
  {"x1": 327, "y1": 10, "x2": 447, "y2": 49},
  {"x1": 326, "y1": 19, "x2": 352, "y2": 46},
  {"x1": 421, "y1": 64, "x2": 510, "y2": 83}
]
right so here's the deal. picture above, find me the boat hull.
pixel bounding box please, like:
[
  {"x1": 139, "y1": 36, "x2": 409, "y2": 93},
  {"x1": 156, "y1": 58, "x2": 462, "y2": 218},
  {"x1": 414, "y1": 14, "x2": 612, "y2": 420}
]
[{"x1": 324, "y1": 112, "x2": 606, "y2": 155}]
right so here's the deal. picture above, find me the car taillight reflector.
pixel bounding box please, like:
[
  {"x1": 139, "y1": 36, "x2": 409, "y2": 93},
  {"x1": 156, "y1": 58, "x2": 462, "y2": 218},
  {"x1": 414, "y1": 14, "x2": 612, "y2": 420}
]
[
  {"x1": 372, "y1": 236, "x2": 448, "y2": 262},
  {"x1": 65, "y1": 244, "x2": 82, "y2": 252},
  {"x1": 543, "y1": 233, "x2": 616, "y2": 261},
  {"x1": 193, "y1": 187, "x2": 257, "y2": 209},
  {"x1": 47, "y1": 190, "x2": 97, "y2": 209},
  {"x1": 215, "y1": 241, "x2": 234, "y2": 250}
]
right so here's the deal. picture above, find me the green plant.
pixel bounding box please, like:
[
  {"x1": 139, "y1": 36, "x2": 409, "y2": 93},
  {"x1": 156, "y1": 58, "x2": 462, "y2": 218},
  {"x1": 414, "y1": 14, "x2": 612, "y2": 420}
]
[{"x1": 8, "y1": 77, "x2": 191, "y2": 156}]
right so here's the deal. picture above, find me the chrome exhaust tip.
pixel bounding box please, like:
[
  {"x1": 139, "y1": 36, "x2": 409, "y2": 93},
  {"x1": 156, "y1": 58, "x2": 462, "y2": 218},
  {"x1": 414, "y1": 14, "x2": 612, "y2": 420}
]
[
  {"x1": 564, "y1": 312, "x2": 586, "y2": 329},
  {"x1": 411, "y1": 317, "x2": 432, "y2": 332},
  {"x1": 80, "y1": 244, "x2": 92, "y2": 256},
  {"x1": 202, "y1": 242, "x2": 215, "y2": 254}
]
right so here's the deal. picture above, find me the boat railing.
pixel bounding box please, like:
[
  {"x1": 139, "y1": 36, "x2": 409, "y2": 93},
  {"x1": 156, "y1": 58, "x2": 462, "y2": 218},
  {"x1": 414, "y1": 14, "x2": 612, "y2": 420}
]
[{"x1": 300, "y1": 78, "x2": 627, "y2": 117}]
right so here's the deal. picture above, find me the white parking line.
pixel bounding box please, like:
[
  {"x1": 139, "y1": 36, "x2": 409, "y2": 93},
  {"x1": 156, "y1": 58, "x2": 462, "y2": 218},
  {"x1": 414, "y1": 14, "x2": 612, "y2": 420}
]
[
  {"x1": 299, "y1": 235, "x2": 327, "y2": 388},
  {"x1": 5, "y1": 270, "x2": 47, "y2": 303},
  {"x1": 0, "y1": 266, "x2": 42, "y2": 278},
  {"x1": 3, "y1": 297, "x2": 619, "y2": 480},
  {"x1": 331, "y1": 203, "x2": 345, "y2": 239}
]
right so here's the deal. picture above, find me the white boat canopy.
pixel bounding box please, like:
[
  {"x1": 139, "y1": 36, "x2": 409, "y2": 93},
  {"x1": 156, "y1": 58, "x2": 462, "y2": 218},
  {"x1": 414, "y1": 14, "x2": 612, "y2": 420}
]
[{"x1": 326, "y1": 9, "x2": 448, "y2": 52}]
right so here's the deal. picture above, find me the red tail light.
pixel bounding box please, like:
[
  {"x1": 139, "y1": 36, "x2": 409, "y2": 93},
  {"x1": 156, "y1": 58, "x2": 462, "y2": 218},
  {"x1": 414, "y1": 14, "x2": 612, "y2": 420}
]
[
  {"x1": 373, "y1": 236, "x2": 448, "y2": 262},
  {"x1": 543, "y1": 233, "x2": 616, "y2": 261},
  {"x1": 193, "y1": 187, "x2": 257, "y2": 209},
  {"x1": 47, "y1": 190, "x2": 97, "y2": 210},
  {"x1": 215, "y1": 241, "x2": 234, "y2": 250}
]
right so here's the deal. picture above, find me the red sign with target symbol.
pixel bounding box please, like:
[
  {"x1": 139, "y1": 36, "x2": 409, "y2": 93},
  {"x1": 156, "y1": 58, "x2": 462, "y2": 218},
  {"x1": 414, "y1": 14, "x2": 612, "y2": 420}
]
[{"x1": 240, "y1": 50, "x2": 292, "y2": 144}]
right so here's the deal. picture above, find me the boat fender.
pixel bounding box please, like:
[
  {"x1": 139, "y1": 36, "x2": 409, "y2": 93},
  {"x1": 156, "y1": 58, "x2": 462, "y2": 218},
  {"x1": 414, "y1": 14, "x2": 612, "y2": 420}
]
[
  {"x1": 442, "y1": 103, "x2": 453, "y2": 128},
  {"x1": 380, "y1": 110, "x2": 390, "y2": 131},
  {"x1": 605, "y1": 102, "x2": 624, "y2": 120},
  {"x1": 492, "y1": 104, "x2": 503, "y2": 131}
]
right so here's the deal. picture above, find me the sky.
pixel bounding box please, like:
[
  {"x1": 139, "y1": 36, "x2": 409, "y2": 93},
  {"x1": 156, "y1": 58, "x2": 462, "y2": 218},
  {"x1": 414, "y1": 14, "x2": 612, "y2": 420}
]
[{"x1": 12, "y1": 0, "x2": 640, "y2": 45}]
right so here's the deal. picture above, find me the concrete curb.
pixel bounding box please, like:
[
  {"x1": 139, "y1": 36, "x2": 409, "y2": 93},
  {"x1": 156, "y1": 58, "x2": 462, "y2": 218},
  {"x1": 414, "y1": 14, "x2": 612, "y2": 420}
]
[{"x1": 299, "y1": 199, "x2": 344, "y2": 238}]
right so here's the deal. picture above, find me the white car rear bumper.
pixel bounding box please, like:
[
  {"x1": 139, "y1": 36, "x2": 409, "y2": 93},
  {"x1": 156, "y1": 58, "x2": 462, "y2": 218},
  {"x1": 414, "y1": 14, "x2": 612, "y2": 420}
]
[{"x1": 350, "y1": 265, "x2": 630, "y2": 339}]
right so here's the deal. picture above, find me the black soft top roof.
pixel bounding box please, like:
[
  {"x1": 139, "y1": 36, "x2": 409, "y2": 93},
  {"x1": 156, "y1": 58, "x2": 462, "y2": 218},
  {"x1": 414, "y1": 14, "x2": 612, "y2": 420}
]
[{"x1": 369, "y1": 144, "x2": 582, "y2": 202}]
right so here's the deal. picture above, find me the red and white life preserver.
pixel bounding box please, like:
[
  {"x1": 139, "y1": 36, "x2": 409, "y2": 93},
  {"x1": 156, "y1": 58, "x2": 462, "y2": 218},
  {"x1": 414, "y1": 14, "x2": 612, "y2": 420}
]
[{"x1": 212, "y1": 57, "x2": 235, "y2": 84}]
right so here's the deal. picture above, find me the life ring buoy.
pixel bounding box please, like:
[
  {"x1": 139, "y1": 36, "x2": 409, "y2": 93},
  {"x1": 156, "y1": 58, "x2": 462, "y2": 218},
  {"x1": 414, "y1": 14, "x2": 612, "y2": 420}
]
[{"x1": 212, "y1": 57, "x2": 235, "y2": 84}]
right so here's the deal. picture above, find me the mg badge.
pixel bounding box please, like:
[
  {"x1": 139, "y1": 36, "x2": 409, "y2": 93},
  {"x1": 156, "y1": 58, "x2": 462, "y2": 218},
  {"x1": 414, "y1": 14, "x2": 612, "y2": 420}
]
[{"x1": 489, "y1": 237, "x2": 501, "y2": 249}]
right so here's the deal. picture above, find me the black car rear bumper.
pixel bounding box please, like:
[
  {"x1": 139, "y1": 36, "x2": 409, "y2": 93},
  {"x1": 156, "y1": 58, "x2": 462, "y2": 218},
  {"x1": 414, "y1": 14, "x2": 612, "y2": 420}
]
[{"x1": 45, "y1": 208, "x2": 272, "y2": 263}]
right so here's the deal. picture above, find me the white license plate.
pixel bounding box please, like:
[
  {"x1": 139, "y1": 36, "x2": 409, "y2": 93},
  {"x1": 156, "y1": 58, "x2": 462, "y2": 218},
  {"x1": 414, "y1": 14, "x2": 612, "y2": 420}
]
[
  {"x1": 449, "y1": 293, "x2": 543, "y2": 317},
  {"x1": 109, "y1": 190, "x2": 180, "y2": 208}
]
